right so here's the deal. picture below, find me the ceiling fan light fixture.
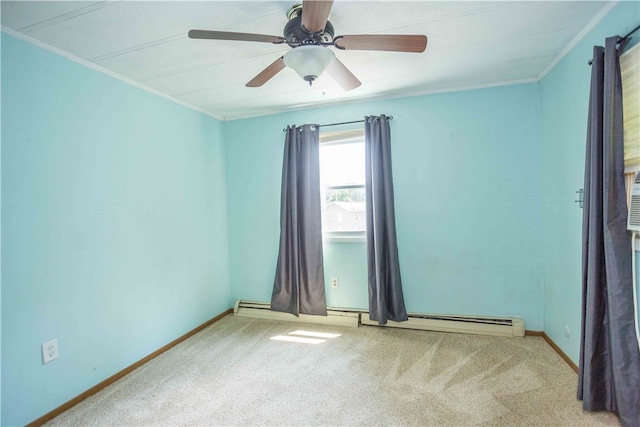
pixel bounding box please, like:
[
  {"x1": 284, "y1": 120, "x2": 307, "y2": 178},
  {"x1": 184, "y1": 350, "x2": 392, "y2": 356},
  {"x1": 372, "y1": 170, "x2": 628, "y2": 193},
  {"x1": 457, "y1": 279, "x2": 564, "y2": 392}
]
[{"x1": 283, "y1": 45, "x2": 335, "y2": 85}]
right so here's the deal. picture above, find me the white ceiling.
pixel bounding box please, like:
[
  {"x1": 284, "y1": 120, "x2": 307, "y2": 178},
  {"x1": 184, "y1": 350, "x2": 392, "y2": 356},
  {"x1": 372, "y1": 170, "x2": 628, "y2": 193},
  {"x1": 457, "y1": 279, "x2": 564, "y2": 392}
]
[{"x1": 1, "y1": 1, "x2": 612, "y2": 120}]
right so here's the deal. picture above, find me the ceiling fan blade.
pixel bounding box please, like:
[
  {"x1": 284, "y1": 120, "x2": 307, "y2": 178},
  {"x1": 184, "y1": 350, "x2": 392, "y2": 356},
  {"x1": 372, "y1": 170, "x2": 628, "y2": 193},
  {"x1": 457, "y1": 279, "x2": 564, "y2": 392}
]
[
  {"x1": 188, "y1": 30, "x2": 285, "y2": 44},
  {"x1": 335, "y1": 34, "x2": 427, "y2": 53},
  {"x1": 325, "y1": 58, "x2": 361, "y2": 91},
  {"x1": 301, "y1": 0, "x2": 334, "y2": 33},
  {"x1": 246, "y1": 57, "x2": 286, "y2": 87}
]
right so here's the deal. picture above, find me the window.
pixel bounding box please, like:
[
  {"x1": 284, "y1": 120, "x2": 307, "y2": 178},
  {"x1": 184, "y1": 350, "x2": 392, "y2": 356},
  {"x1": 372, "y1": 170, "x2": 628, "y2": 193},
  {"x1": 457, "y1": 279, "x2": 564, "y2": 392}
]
[
  {"x1": 621, "y1": 43, "x2": 640, "y2": 173},
  {"x1": 319, "y1": 129, "x2": 366, "y2": 242},
  {"x1": 621, "y1": 43, "x2": 640, "y2": 204}
]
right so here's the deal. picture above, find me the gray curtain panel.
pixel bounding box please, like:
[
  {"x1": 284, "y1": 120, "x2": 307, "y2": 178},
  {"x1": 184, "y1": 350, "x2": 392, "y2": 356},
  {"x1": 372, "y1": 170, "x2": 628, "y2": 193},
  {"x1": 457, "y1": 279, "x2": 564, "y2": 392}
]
[
  {"x1": 578, "y1": 36, "x2": 640, "y2": 427},
  {"x1": 271, "y1": 124, "x2": 328, "y2": 317},
  {"x1": 365, "y1": 115, "x2": 408, "y2": 325}
]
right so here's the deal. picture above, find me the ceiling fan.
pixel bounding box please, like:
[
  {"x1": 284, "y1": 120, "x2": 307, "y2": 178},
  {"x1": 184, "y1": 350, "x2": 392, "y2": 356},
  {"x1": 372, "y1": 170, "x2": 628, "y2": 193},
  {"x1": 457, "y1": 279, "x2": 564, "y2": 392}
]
[{"x1": 188, "y1": 0, "x2": 427, "y2": 91}]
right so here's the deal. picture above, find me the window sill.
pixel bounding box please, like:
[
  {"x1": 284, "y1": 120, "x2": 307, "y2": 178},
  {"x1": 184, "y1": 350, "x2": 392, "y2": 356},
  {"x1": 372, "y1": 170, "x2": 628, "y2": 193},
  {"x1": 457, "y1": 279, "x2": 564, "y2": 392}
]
[{"x1": 323, "y1": 232, "x2": 366, "y2": 243}]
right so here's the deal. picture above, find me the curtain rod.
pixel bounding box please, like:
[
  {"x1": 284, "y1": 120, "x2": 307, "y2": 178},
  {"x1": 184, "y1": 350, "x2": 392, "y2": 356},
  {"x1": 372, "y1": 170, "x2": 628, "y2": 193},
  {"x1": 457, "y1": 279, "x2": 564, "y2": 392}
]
[
  {"x1": 282, "y1": 116, "x2": 393, "y2": 132},
  {"x1": 587, "y1": 23, "x2": 640, "y2": 65},
  {"x1": 620, "y1": 23, "x2": 640, "y2": 44}
]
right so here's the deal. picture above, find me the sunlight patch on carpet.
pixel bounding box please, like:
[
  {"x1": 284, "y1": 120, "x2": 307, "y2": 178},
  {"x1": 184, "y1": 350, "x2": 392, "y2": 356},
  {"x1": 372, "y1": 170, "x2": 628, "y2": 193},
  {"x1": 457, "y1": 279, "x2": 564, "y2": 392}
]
[
  {"x1": 270, "y1": 330, "x2": 342, "y2": 344},
  {"x1": 289, "y1": 330, "x2": 341, "y2": 339},
  {"x1": 270, "y1": 335, "x2": 326, "y2": 344}
]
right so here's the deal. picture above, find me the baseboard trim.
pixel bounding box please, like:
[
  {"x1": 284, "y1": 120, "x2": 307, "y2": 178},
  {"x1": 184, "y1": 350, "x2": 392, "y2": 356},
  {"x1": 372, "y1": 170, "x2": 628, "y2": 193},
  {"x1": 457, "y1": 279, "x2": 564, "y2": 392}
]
[
  {"x1": 525, "y1": 330, "x2": 578, "y2": 373},
  {"x1": 541, "y1": 332, "x2": 579, "y2": 373},
  {"x1": 27, "y1": 308, "x2": 233, "y2": 427}
]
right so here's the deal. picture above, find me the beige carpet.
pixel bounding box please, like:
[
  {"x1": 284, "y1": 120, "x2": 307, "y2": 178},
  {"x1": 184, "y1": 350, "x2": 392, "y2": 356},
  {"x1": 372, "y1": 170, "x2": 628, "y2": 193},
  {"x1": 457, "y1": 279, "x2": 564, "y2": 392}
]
[{"x1": 46, "y1": 315, "x2": 620, "y2": 426}]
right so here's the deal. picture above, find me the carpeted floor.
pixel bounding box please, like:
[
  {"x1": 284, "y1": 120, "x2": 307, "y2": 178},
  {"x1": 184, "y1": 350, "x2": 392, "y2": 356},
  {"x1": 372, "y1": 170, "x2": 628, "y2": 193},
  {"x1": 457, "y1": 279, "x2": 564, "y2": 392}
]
[{"x1": 46, "y1": 315, "x2": 620, "y2": 426}]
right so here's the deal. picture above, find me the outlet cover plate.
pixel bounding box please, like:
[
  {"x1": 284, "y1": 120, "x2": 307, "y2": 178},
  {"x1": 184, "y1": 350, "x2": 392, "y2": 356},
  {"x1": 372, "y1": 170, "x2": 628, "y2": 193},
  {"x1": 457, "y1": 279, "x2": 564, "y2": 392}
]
[{"x1": 42, "y1": 339, "x2": 59, "y2": 364}]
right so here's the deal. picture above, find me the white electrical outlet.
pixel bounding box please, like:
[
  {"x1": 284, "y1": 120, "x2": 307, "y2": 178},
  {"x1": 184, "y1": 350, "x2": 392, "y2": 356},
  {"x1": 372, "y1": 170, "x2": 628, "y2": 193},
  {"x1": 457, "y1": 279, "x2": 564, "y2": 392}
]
[
  {"x1": 564, "y1": 325, "x2": 571, "y2": 337},
  {"x1": 42, "y1": 339, "x2": 59, "y2": 364},
  {"x1": 331, "y1": 277, "x2": 339, "y2": 288}
]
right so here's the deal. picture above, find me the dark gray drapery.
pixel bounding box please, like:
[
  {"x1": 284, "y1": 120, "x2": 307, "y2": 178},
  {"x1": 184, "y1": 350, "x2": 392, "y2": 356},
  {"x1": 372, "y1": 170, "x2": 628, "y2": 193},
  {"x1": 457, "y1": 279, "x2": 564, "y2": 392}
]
[
  {"x1": 578, "y1": 36, "x2": 640, "y2": 427},
  {"x1": 271, "y1": 124, "x2": 327, "y2": 316},
  {"x1": 365, "y1": 115, "x2": 408, "y2": 325}
]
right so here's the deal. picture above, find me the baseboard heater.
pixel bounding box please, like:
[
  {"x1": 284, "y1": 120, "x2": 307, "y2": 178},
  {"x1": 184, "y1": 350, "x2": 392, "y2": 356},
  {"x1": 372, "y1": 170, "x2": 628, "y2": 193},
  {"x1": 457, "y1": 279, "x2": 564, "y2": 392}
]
[
  {"x1": 233, "y1": 300, "x2": 361, "y2": 327},
  {"x1": 234, "y1": 300, "x2": 524, "y2": 337},
  {"x1": 361, "y1": 313, "x2": 525, "y2": 337}
]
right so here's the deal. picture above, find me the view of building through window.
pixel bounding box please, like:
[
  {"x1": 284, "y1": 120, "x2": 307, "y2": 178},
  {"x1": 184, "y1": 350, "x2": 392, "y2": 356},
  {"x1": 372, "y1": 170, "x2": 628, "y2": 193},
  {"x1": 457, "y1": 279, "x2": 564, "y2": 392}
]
[{"x1": 319, "y1": 133, "x2": 366, "y2": 238}]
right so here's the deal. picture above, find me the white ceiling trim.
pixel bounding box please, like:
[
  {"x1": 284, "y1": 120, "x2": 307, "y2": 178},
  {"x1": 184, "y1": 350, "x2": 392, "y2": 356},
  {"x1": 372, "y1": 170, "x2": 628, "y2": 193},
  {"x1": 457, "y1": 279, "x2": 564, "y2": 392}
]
[
  {"x1": 536, "y1": 0, "x2": 618, "y2": 81},
  {"x1": 1, "y1": 26, "x2": 225, "y2": 121}
]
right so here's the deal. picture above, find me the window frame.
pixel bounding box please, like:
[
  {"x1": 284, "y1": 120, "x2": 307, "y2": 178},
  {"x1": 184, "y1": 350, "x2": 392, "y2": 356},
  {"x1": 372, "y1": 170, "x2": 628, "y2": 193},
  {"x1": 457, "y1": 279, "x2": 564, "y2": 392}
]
[{"x1": 319, "y1": 130, "x2": 367, "y2": 243}]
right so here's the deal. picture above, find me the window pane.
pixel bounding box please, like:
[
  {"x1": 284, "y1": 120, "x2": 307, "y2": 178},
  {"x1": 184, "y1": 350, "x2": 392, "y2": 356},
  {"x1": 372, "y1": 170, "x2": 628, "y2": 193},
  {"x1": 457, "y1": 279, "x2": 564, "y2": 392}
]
[
  {"x1": 321, "y1": 188, "x2": 366, "y2": 232},
  {"x1": 319, "y1": 142, "x2": 365, "y2": 187},
  {"x1": 319, "y1": 133, "x2": 366, "y2": 240}
]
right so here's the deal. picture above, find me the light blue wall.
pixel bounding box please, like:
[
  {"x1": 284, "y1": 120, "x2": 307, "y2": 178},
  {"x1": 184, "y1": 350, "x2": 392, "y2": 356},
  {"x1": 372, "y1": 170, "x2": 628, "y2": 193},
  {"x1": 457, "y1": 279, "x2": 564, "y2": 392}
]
[
  {"x1": 1, "y1": 34, "x2": 231, "y2": 426},
  {"x1": 323, "y1": 242, "x2": 368, "y2": 309},
  {"x1": 539, "y1": 1, "x2": 640, "y2": 364},
  {"x1": 224, "y1": 83, "x2": 544, "y2": 330}
]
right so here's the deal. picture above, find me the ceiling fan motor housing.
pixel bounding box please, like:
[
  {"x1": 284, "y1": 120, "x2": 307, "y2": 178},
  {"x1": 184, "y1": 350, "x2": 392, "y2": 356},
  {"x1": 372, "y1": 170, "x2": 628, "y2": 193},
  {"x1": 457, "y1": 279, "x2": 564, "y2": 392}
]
[{"x1": 284, "y1": 14, "x2": 334, "y2": 47}]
